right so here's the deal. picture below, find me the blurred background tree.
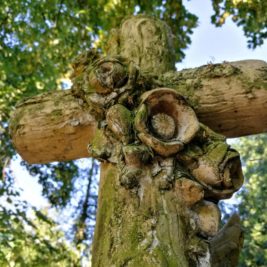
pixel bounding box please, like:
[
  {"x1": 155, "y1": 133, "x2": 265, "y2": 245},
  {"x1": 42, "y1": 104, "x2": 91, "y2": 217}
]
[
  {"x1": 0, "y1": 0, "x2": 266, "y2": 266},
  {"x1": 235, "y1": 135, "x2": 267, "y2": 267}
]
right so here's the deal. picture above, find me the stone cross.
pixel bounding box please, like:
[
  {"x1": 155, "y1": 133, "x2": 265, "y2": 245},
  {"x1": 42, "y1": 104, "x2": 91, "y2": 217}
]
[{"x1": 10, "y1": 15, "x2": 267, "y2": 267}]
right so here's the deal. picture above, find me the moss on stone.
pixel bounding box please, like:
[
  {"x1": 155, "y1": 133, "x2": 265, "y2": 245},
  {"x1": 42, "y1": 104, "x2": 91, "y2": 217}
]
[
  {"x1": 9, "y1": 109, "x2": 25, "y2": 134},
  {"x1": 50, "y1": 109, "x2": 63, "y2": 118}
]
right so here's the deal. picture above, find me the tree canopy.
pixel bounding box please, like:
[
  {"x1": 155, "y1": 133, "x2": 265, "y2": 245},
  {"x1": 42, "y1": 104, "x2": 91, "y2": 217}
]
[
  {"x1": 235, "y1": 135, "x2": 267, "y2": 266},
  {"x1": 1, "y1": 0, "x2": 267, "y2": 266},
  {"x1": 212, "y1": 0, "x2": 267, "y2": 48}
]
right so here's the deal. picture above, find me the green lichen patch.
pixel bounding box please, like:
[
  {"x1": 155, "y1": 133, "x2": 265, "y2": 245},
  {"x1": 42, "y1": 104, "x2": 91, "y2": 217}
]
[
  {"x1": 50, "y1": 109, "x2": 63, "y2": 119},
  {"x1": 106, "y1": 104, "x2": 133, "y2": 144},
  {"x1": 199, "y1": 62, "x2": 241, "y2": 78},
  {"x1": 251, "y1": 66, "x2": 267, "y2": 90},
  {"x1": 9, "y1": 108, "x2": 25, "y2": 135},
  {"x1": 159, "y1": 71, "x2": 202, "y2": 108},
  {"x1": 88, "y1": 129, "x2": 111, "y2": 160}
]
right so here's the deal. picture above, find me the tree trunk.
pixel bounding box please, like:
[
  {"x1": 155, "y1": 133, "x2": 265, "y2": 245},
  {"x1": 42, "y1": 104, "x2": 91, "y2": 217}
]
[{"x1": 93, "y1": 163, "x2": 205, "y2": 267}]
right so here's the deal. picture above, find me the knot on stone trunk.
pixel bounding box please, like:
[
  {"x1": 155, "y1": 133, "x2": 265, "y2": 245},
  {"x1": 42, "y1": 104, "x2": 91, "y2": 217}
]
[
  {"x1": 89, "y1": 58, "x2": 128, "y2": 94},
  {"x1": 178, "y1": 126, "x2": 244, "y2": 200},
  {"x1": 135, "y1": 88, "x2": 199, "y2": 157}
]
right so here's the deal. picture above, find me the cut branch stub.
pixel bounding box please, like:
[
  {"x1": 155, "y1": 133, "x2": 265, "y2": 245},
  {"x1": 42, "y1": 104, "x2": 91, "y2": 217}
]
[
  {"x1": 195, "y1": 145, "x2": 243, "y2": 200},
  {"x1": 88, "y1": 57, "x2": 128, "y2": 95},
  {"x1": 78, "y1": 56, "x2": 140, "y2": 121},
  {"x1": 193, "y1": 200, "x2": 221, "y2": 237},
  {"x1": 106, "y1": 104, "x2": 133, "y2": 145},
  {"x1": 135, "y1": 88, "x2": 199, "y2": 157},
  {"x1": 179, "y1": 127, "x2": 244, "y2": 200}
]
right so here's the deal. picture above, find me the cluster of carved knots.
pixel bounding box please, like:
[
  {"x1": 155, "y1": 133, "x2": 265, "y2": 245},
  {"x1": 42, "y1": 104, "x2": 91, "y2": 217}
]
[{"x1": 72, "y1": 54, "x2": 244, "y2": 239}]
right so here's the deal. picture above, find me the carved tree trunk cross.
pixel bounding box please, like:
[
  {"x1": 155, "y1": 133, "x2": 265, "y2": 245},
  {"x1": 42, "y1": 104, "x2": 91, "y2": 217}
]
[{"x1": 10, "y1": 15, "x2": 267, "y2": 266}]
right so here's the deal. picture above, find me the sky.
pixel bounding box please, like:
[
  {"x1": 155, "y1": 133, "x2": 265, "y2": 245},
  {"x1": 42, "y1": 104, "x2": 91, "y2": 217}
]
[
  {"x1": 9, "y1": 0, "x2": 267, "y2": 208},
  {"x1": 177, "y1": 0, "x2": 266, "y2": 69},
  {"x1": 10, "y1": 157, "x2": 48, "y2": 207}
]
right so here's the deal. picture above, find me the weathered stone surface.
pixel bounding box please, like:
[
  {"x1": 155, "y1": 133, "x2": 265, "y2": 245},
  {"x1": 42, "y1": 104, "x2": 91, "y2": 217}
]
[
  {"x1": 10, "y1": 60, "x2": 267, "y2": 163},
  {"x1": 174, "y1": 178, "x2": 204, "y2": 207},
  {"x1": 10, "y1": 15, "x2": 246, "y2": 267},
  {"x1": 193, "y1": 200, "x2": 221, "y2": 237}
]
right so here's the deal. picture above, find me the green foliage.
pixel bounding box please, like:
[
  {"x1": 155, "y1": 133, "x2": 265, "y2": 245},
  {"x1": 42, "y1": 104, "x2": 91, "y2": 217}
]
[
  {"x1": 234, "y1": 134, "x2": 267, "y2": 266},
  {"x1": 212, "y1": 0, "x2": 267, "y2": 48},
  {"x1": 23, "y1": 161, "x2": 79, "y2": 207},
  {"x1": 0, "y1": 207, "x2": 80, "y2": 267},
  {"x1": 0, "y1": 168, "x2": 80, "y2": 266}
]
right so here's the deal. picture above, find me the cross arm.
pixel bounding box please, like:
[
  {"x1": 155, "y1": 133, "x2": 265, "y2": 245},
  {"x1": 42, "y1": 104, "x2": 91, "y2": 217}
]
[
  {"x1": 9, "y1": 90, "x2": 97, "y2": 163},
  {"x1": 9, "y1": 59, "x2": 267, "y2": 164},
  {"x1": 162, "y1": 59, "x2": 267, "y2": 138}
]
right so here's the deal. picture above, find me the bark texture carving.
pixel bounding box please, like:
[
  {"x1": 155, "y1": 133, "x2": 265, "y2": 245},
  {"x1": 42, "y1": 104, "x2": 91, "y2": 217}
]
[
  {"x1": 70, "y1": 16, "x2": 244, "y2": 266},
  {"x1": 9, "y1": 15, "x2": 248, "y2": 266}
]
